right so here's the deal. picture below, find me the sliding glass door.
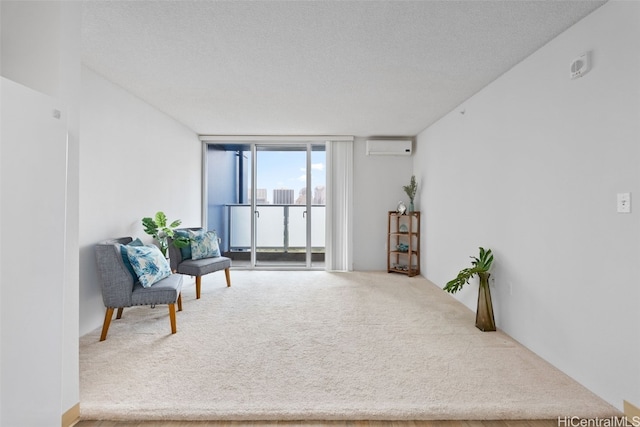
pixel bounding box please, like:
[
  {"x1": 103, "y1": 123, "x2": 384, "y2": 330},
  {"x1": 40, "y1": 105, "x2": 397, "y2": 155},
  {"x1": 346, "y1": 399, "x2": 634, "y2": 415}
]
[
  {"x1": 205, "y1": 142, "x2": 325, "y2": 269},
  {"x1": 253, "y1": 144, "x2": 326, "y2": 267}
]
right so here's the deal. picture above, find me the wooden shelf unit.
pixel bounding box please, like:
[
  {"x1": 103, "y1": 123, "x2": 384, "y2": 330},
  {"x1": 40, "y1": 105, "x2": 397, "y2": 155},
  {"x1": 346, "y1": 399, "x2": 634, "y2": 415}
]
[{"x1": 387, "y1": 211, "x2": 420, "y2": 277}]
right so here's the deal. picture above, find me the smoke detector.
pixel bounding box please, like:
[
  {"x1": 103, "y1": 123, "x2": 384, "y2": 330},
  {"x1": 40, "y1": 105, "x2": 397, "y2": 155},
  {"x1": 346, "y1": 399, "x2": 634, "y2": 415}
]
[{"x1": 570, "y1": 52, "x2": 590, "y2": 80}]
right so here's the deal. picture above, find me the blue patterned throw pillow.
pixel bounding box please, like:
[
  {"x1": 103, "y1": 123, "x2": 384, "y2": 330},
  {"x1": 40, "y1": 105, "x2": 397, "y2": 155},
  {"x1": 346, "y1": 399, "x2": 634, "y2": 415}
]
[
  {"x1": 124, "y1": 245, "x2": 171, "y2": 288},
  {"x1": 119, "y1": 238, "x2": 144, "y2": 279},
  {"x1": 188, "y1": 229, "x2": 221, "y2": 260},
  {"x1": 174, "y1": 229, "x2": 192, "y2": 260}
]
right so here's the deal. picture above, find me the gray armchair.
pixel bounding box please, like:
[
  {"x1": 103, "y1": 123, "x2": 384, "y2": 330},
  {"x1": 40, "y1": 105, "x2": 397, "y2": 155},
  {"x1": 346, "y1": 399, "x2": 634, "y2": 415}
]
[
  {"x1": 95, "y1": 237, "x2": 184, "y2": 341},
  {"x1": 168, "y1": 227, "x2": 231, "y2": 299}
]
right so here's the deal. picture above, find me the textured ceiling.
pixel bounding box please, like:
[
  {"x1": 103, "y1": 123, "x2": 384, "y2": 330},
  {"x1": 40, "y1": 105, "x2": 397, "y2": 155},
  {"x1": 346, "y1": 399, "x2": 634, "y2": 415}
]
[{"x1": 81, "y1": 0, "x2": 606, "y2": 137}]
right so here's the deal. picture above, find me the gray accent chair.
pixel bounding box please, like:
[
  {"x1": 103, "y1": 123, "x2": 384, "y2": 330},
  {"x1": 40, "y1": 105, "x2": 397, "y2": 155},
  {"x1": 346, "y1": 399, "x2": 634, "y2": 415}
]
[
  {"x1": 168, "y1": 227, "x2": 231, "y2": 299},
  {"x1": 95, "y1": 237, "x2": 184, "y2": 341}
]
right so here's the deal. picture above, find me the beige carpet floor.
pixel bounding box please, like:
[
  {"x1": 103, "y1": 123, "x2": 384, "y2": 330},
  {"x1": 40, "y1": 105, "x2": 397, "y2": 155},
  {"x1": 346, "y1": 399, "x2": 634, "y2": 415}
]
[{"x1": 79, "y1": 271, "x2": 619, "y2": 421}]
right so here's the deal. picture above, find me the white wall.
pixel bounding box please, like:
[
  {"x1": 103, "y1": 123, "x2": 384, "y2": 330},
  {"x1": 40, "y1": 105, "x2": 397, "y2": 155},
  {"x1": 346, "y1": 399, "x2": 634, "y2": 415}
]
[
  {"x1": 414, "y1": 1, "x2": 640, "y2": 411},
  {"x1": 1, "y1": 0, "x2": 82, "y2": 423},
  {"x1": 1, "y1": 77, "x2": 69, "y2": 427},
  {"x1": 79, "y1": 67, "x2": 202, "y2": 336},
  {"x1": 353, "y1": 137, "x2": 414, "y2": 270}
]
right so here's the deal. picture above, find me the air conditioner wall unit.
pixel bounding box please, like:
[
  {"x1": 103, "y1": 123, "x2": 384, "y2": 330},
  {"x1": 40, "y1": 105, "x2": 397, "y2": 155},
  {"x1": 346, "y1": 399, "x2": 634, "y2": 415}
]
[{"x1": 366, "y1": 139, "x2": 413, "y2": 156}]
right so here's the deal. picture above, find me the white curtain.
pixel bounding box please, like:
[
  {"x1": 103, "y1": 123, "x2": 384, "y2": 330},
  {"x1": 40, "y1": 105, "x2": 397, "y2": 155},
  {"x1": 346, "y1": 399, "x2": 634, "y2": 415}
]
[{"x1": 325, "y1": 138, "x2": 353, "y2": 271}]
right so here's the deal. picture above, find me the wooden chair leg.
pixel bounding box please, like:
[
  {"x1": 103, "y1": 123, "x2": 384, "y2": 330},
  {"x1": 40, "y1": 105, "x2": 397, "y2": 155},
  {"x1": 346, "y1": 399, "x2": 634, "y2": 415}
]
[
  {"x1": 100, "y1": 307, "x2": 114, "y2": 342},
  {"x1": 177, "y1": 293, "x2": 183, "y2": 312},
  {"x1": 195, "y1": 276, "x2": 201, "y2": 299},
  {"x1": 116, "y1": 307, "x2": 124, "y2": 319},
  {"x1": 168, "y1": 303, "x2": 177, "y2": 334},
  {"x1": 224, "y1": 268, "x2": 231, "y2": 287}
]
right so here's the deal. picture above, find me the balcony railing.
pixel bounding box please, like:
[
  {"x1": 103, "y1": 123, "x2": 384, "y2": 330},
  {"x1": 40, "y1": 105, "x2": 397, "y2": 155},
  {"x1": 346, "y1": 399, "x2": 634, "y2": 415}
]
[{"x1": 227, "y1": 204, "x2": 325, "y2": 252}]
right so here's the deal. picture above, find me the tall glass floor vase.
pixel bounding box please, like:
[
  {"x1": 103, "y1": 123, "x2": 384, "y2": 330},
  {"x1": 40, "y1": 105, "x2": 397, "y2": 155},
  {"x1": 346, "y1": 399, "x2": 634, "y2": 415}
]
[{"x1": 476, "y1": 272, "x2": 496, "y2": 332}]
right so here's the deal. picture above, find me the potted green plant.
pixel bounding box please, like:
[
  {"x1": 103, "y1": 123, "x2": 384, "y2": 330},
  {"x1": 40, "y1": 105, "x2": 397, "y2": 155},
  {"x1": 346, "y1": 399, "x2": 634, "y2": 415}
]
[
  {"x1": 141, "y1": 211, "x2": 190, "y2": 257},
  {"x1": 443, "y1": 247, "x2": 496, "y2": 331},
  {"x1": 403, "y1": 175, "x2": 417, "y2": 212}
]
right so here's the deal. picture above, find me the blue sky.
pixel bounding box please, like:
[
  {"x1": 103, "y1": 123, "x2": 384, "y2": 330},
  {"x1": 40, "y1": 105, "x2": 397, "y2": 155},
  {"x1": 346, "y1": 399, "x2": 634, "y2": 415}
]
[{"x1": 255, "y1": 150, "x2": 325, "y2": 203}]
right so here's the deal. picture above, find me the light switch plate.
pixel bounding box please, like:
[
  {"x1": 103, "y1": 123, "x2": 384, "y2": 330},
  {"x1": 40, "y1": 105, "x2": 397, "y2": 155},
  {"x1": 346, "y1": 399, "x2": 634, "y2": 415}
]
[{"x1": 617, "y1": 192, "x2": 631, "y2": 213}]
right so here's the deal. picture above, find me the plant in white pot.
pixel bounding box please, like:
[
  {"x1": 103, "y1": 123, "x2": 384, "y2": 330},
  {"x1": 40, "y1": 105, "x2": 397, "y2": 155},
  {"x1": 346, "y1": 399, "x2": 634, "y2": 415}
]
[{"x1": 443, "y1": 247, "x2": 496, "y2": 331}]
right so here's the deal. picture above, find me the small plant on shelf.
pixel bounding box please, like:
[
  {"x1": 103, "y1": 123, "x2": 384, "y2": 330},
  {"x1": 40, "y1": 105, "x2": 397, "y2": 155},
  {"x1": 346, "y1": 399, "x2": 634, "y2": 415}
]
[{"x1": 402, "y1": 175, "x2": 417, "y2": 212}]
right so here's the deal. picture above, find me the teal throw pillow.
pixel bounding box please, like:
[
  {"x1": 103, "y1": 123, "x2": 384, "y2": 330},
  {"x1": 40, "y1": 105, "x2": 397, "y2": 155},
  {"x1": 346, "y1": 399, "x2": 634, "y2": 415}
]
[
  {"x1": 188, "y1": 229, "x2": 221, "y2": 260},
  {"x1": 119, "y1": 238, "x2": 144, "y2": 279},
  {"x1": 174, "y1": 229, "x2": 192, "y2": 260},
  {"x1": 125, "y1": 244, "x2": 172, "y2": 288}
]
